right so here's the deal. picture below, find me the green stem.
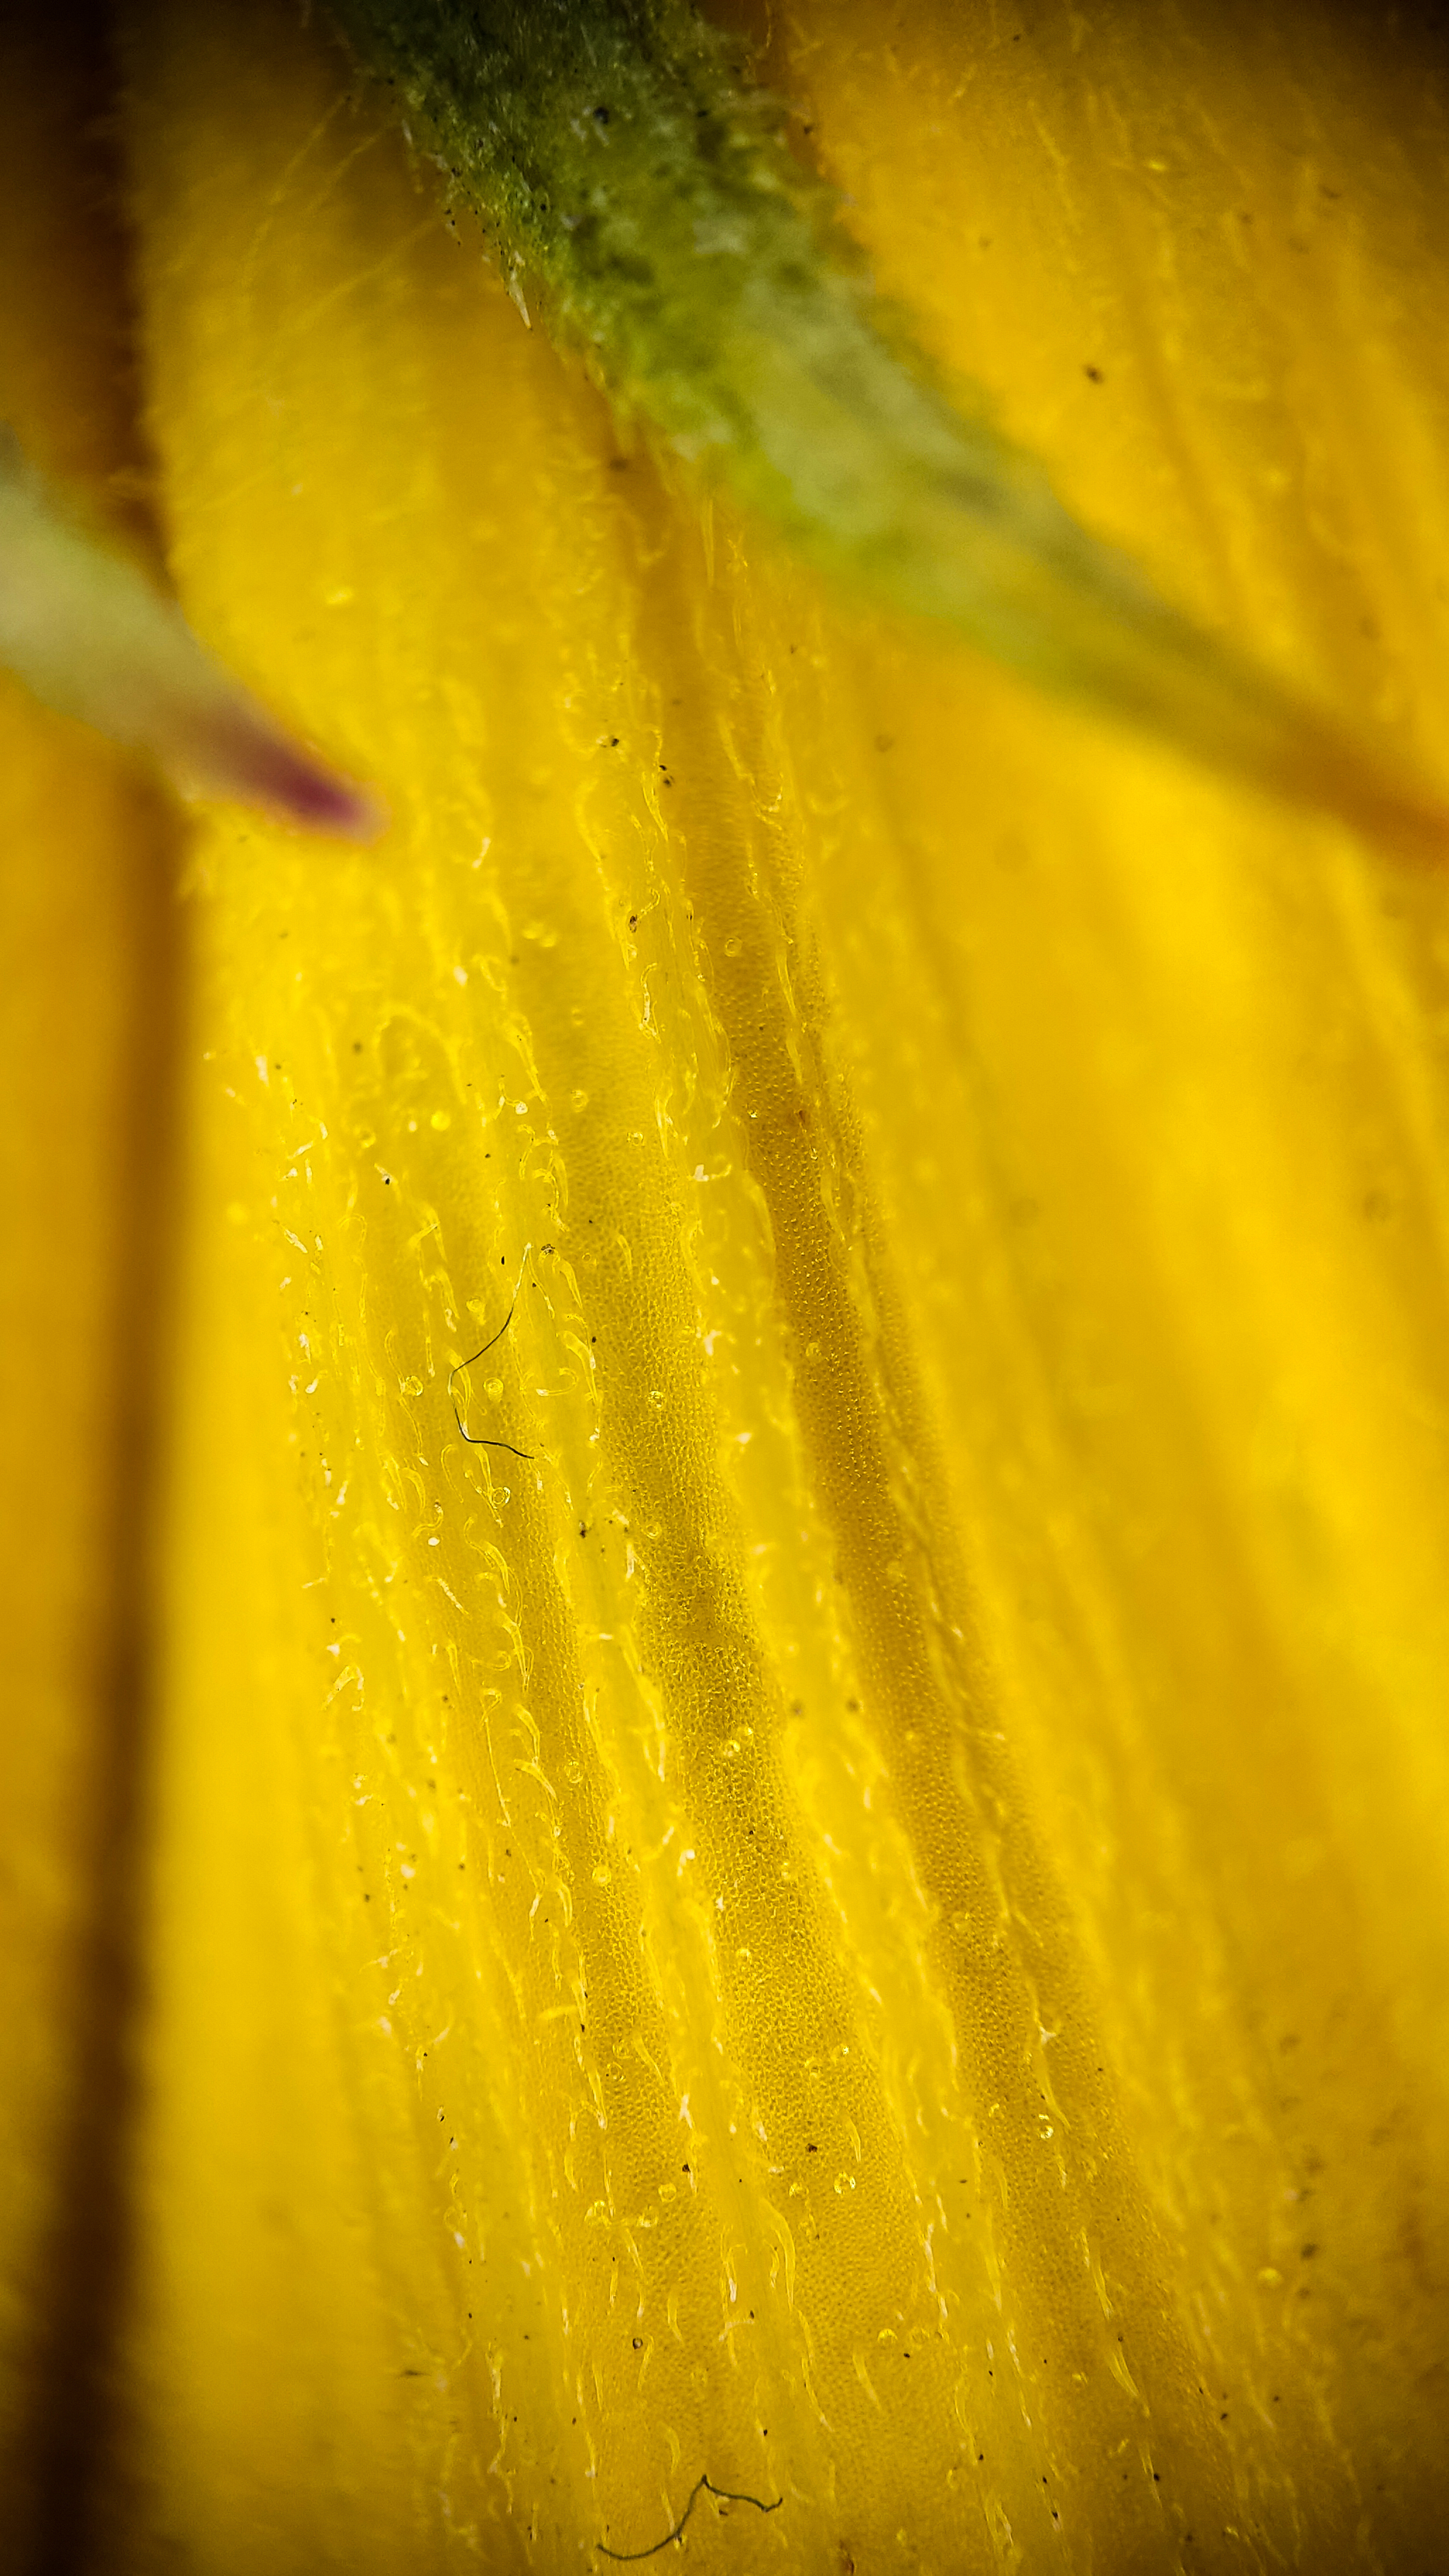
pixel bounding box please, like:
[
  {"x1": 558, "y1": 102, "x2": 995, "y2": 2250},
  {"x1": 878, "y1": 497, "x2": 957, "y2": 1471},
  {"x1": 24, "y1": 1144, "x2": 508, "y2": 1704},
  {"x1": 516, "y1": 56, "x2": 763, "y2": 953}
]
[{"x1": 330, "y1": 0, "x2": 1447, "y2": 849}]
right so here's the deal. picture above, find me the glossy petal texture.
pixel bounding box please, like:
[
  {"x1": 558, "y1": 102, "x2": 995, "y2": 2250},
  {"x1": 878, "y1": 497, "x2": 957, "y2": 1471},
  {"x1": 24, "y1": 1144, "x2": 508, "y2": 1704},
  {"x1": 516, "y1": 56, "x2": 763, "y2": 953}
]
[{"x1": 31, "y1": 0, "x2": 1449, "y2": 2567}]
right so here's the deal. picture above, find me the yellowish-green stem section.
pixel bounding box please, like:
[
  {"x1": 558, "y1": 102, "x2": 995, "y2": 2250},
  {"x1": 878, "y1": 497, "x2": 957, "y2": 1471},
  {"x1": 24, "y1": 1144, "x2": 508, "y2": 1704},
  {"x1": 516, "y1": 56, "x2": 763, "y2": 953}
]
[
  {"x1": 328, "y1": 0, "x2": 1449, "y2": 850},
  {"x1": 0, "y1": 428, "x2": 377, "y2": 831}
]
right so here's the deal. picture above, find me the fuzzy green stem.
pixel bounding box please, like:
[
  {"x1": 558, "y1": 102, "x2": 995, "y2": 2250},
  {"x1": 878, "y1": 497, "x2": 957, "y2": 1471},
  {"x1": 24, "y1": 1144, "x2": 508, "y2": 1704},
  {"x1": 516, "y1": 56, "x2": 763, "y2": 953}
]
[{"x1": 329, "y1": 0, "x2": 1447, "y2": 848}]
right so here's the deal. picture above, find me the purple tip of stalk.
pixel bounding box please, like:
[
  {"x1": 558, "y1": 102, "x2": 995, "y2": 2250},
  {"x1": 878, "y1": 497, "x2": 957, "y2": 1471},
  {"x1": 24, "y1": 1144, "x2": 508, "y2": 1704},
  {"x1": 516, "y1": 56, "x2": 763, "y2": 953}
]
[
  {"x1": 1270, "y1": 720, "x2": 1449, "y2": 868},
  {"x1": 247, "y1": 733, "x2": 387, "y2": 841},
  {"x1": 0, "y1": 431, "x2": 389, "y2": 838},
  {"x1": 179, "y1": 695, "x2": 387, "y2": 841}
]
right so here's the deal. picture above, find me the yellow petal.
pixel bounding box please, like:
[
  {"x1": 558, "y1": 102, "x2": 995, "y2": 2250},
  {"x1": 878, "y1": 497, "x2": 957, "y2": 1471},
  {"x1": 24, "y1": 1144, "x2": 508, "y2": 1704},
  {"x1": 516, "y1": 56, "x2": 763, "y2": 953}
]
[
  {"x1": 10, "y1": 0, "x2": 1445, "y2": 2568},
  {"x1": 0, "y1": 9, "x2": 183, "y2": 2553}
]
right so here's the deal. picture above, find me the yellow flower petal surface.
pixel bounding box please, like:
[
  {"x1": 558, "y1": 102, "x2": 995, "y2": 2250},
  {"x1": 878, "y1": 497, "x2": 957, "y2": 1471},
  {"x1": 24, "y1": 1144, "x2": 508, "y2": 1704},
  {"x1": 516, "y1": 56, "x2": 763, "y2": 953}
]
[
  {"x1": 99, "y1": 1, "x2": 1449, "y2": 2568},
  {"x1": 0, "y1": 7, "x2": 182, "y2": 2557}
]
